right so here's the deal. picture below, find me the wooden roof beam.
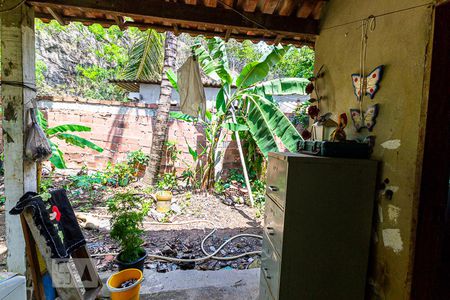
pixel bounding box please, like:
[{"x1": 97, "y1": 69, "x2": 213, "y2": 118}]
[
  {"x1": 311, "y1": 0, "x2": 325, "y2": 20},
  {"x1": 224, "y1": 28, "x2": 232, "y2": 41},
  {"x1": 274, "y1": 34, "x2": 283, "y2": 44},
  {"x1": 237, "y1": 0, "x2": 259, "y2": 12},
  {"x1": 112, "y1": 15, "x2": 125, "y2": 29},
  {"x1": 221, "y1": 0, "x2": 234, "y2": 9},
  {"x1": 258, "y1": 0, "x2": 280, "y2": 15},
  {"x1": 35, "y1": 12, "x2": 315, "y2": 46},
  {"x1": 296, "y1": 0, "x2": 316, "y2": 18},
  {"x1": 203, "y1": 0, "x2": 217, "y2": 7},
  {"x1": 46, "y1": 7, "x2": 65, "y2": 25},
  {"x1": 277, "y1": 0, "x2": 297, "y2": 16},
  {"x1": 29, "y1": 0, "x2": 319, "y2": 35}
]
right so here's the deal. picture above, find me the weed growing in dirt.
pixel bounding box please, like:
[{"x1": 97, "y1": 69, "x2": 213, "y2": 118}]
[
  {"x1": 40, "y1": 173, "x2": 54, "y2": 193},
  {"x1": 214, "y1": 179, "x2": 226, "y2": 195}
]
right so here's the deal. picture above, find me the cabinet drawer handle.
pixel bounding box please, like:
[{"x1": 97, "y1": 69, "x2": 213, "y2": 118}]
[
  {"x1": 268, "y1": 185, "x2": 279, "y2": 192},
  {"x1": 263, "y1": 267, "x2": 271, "y2": 279},
  {"x1": 266, "y1": 227, "x2": 275, "y2": 235}
]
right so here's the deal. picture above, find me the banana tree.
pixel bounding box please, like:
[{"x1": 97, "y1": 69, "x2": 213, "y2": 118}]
[
  {"x1": 36, "y1": 110, "x2": 103, "y2": 169},
  {"x1": 168, "y1": 38, "x2": 308, "y2": 201}
]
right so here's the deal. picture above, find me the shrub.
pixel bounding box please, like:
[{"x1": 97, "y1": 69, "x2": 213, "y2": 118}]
[
  {"x1": 107, "y1": 191, "x2": 150, "y2": 263},
  {"x1": 127, "y1": 149, "x2": 150, "y2": 167},
  {"x1": 156, "y1": 173, "x2": 178, "y2": 191}
]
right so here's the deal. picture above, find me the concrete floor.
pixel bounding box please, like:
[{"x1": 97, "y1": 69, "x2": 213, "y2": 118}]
[{"x1": 100, "y1": 268, "x2": 260, "y2": 300}]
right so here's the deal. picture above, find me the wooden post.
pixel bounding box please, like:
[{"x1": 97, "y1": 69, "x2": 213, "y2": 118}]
[{"x1": 1, "y1": 2, "x2": 37, "y2": 274}]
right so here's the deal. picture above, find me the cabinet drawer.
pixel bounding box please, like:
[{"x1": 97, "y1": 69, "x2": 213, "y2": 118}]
[
  {"x1": 266, "y1": 155, "x2": 288, "y2": 208},
  {"x1": 261, "y1": 235, "x2": 281, "y2": 299},
  {"x1": 263, "y1": 197, "x2": 284, "y2": 255}
]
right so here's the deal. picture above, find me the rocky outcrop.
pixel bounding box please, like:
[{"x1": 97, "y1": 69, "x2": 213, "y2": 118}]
[{"x1": 35, "y1": 21, "x2": 133, "y2": 97}]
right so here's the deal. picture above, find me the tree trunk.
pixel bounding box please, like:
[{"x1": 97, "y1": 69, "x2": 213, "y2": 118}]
[{"x1": 144, "y1": 31, "x2": 177, "y2": 185}]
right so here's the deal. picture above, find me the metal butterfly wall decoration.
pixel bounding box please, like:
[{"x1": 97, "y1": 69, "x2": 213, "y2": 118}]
[
  {"x1": 351, "y1": 65, "x2": 384, "y2": 100},
  {"x1": 350, "y1": 104, "x2": 379, "y2": 132}
]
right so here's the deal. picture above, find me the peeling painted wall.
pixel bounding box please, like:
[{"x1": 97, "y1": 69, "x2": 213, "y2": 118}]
[{"x1": 314, "y1": 1, "x2": 433, "y2": 299}]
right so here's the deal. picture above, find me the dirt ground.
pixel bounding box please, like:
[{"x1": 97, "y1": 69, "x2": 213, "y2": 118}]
[{"x1": 0, "y1": 180, "x2": 263, "y2": 273}]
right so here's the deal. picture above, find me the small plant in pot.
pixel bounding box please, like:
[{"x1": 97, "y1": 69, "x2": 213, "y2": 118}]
[
  {"x1": 127, "y1": 149, "x2": 150, "y2": 178},
  {"x1": 107, "y1": 191, "x2": 150, "y2": 271}
]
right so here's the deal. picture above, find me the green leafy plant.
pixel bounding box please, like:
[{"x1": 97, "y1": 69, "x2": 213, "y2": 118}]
[
  {"x1": 127, "y1": 149, "x2": 150, "y2": 176},
  {"x1": 251, "y1": 179, "x2": 266, "y2": 204},
  {"x1": 39, "y1": 174, "x2": 54, "y2": 193},
  {"x1": 214, "y1": 179, "x2": 226, "y2": 195},
  {"x1": 163, "y1": 141, "x2": 181, "y2": 173},
  {"x1": 127, "y1": 149, "x2": 150, "y2": 167},
  {"x1": 178, "y1": 140, "x2": 206, "y2": 188},
  {"x1": 108, "y1": 191, "x2": 150, "y2": 263},
  {"x1": 111, "y1": 162, "x2": 134, "y2": 187},
  {"x1": 228, "y1": 169, "x2": 246, "y2": 186},
  {"x1": 70, "y1": 173, "x2": 103, "y2": 191},
  {"x1": 169, "y1": 38, "x2": 306, "y2": 189},
  {"x1": 36, "y1": 110, "x2": 103, "y2": 169},
  {"x1": 156, "y1": 173, "x2": 178, "y2": 191}
]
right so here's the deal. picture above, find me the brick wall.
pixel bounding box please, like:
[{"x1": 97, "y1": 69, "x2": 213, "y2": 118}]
[{"x1": 36, "y1": 95, "x2": 241, "y2": 173}]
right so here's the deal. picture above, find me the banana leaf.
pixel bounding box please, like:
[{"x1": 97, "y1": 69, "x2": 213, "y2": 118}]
[
  {"x1": 236, "y1": 45, "x2": 288, "y2": 89},
  {"x1": 166, "y1": 69, "x2": 178, "y2": 92},
  {"x1": 56, "y1": 133, "x2": 103, "y2": 152},
  {"x1": 244, "y1": 94, "x2": 280, "y2": 157},
  {"x1": 36, "y1": 109, "x2": 48, "y2": 131},
  {"x1": 245, "y1": 93, "x2": 303, "y2": 157},
  {"x1": 169, "y1": 111, "x2": 197, "y2": 122},
  {"x1": 222, "y1": 122, "x2": 249, "y2": 132},
  {"x1": 250, "y1": 78, "x2": 309, "y2": 95},
  {"x1": 207, "y1": 38, "x2": 232, "y2": 83},
  {"x1": 215, "y1": 85, "x2": 228, "y2": 116},
  {"x1": 49, "y1": 140, "x2": 66, "y2": 169},
  {"x1": 194, "y1": 44, "x2": 232, "y2": 84},
  {"x1": 46, "y1": 124, "x2": 92, "y2": 136},
  {"x1": 185, "y1": 139, "x2": 199, "y2": 161}
]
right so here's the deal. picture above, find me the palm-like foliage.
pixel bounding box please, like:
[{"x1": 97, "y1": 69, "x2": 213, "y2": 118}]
[
  {"x1": 36, "y1": 110, "x2": 103, "y2": 169},
  {"x1": 121, "y1": 29, "x2": 164, "y2": 80},
  {"x1": 169, "y1": 38, "x2": 308, "y2": 188}
]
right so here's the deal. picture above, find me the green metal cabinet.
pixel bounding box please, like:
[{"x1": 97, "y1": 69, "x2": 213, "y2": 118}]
[{"x1": 259, "y1": 153, "x2": 378, "y2": 300}]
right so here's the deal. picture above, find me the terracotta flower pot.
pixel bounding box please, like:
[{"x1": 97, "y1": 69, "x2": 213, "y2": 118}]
[{"x1": 133, "y1": 163, "x2": 146, "y2": 178}]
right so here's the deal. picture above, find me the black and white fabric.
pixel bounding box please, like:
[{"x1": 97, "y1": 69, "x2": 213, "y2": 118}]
[{"x1": 10, "y1": 189, "x2": 86, "y2": 259}]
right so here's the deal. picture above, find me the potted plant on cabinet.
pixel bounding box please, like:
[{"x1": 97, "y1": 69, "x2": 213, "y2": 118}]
[{"x1": 107, "y1": 191, "x2": 150, "y2": 271}]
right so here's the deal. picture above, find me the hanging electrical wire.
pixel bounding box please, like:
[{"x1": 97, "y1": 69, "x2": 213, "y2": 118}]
[
  {"x1": 321, "y1": 2, "x2": 433, "y2": 31},
  {"x1": 0, "y1": 80, "x2": 37, "y2": 92},
  {"x1": 0, "y1": 0, "x2": 26, "y2": 13}
]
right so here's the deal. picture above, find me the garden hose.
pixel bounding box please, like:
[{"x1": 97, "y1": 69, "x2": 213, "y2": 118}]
[{"x1": 142, "y1": 219, "x2": 262, "y2": 263}]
